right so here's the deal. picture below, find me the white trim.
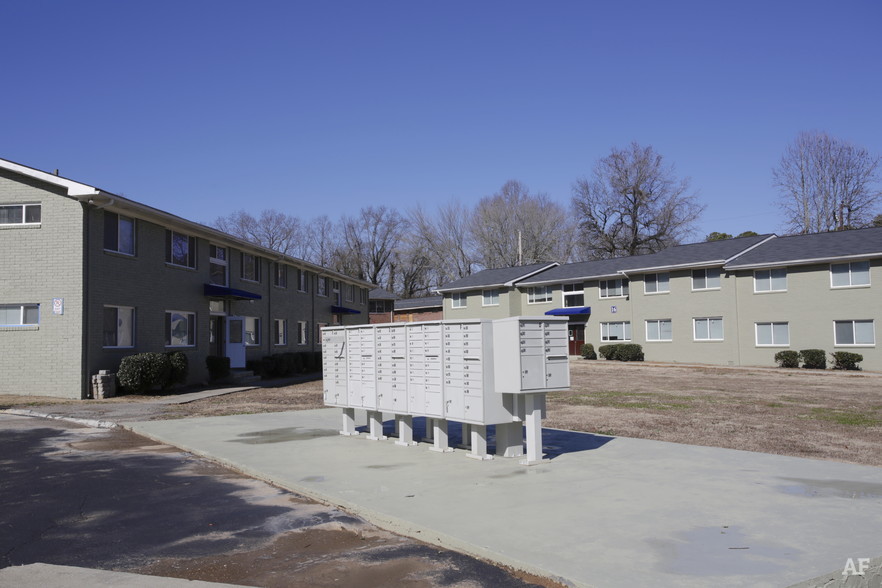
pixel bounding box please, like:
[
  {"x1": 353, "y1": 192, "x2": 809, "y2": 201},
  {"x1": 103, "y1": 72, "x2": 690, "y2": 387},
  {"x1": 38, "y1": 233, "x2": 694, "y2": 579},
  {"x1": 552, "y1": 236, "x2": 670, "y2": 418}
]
[
  {"x1": 693, "y1": 317, "x2": 724, "y2": 341},
  {"x1": 753, "y1": 268, "x2": 788, "y2": 294},
  {"x1": 833, "y1": 319, "x2": 876, "y2": 347},
  {"x1": 727, "y1": 252, "x2": 882, "y2": 270},
  {"x1": 829, "y1": 260, "x2": 871, "y2": 289},
  {"x1": 482, "y1": 289, "x2": 500, "y2": 307},
  {"x1": 600, "y1": 320, "x2": 632, "y2": 342},
  {"x1": 754, "y1": 321, "x2": 790, "y2": 347},
  {"x1": 645, "y1": 319, "x2": 672, "y2": 342}
]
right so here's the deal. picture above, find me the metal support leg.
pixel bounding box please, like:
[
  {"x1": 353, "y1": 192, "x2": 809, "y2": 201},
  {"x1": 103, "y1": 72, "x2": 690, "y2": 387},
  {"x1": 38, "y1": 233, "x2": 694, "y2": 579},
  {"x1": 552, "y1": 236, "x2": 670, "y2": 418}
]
[
  {"x1": 366, "y1": 411, "x2": 387, "y2": 441},
  {"x1": 340, "y1": 408, "x2": 358, "y2": 436},
  {"x1": 495, "y1": 421, "x2": 524, "y2": 457},
  {"x1": 429, "y1": 419, "x2": 453, "y2": 452},
  {"x1": 466, "y1": 424, "x2": 492, "y2": 460},
  {"x1": 395, "y1": 414, "x2": 417, "y2": 446},
  {"x1": 520, "y1": 394, "x2": 545, "y2": 465}
]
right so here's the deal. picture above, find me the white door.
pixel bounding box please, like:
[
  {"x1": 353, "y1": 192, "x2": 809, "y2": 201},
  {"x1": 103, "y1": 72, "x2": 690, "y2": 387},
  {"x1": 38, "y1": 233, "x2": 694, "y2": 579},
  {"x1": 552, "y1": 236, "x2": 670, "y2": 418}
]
[{"x1": 226, "y1": 316, "x2": 246, "y2": 369}]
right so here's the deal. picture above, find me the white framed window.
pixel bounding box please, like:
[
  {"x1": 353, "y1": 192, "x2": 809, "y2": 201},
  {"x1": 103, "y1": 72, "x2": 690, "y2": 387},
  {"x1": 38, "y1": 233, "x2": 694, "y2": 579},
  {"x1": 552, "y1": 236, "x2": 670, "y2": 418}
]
[
  {"x1": 692, "y1": 268, "x2": 721, "y2": 290},
  {"x1": 103, "y1": 306, "x2": 134, "y2": 347},
  {"x1": 165, "y1": 311, "x2": 196, "y2": 347},
  {"x1": 644, "y1": 273, "x2": 670, "y2": 294},
  {"x1": 317, "y1": 322, "x2": 328, "y2": 344},
  {"x1": 599, "y1": 279, "x2": 628, "y2": 298},
  {"x1": 298, "y1": 269, "x2": 308, "y2": 292},
  {"x1": 103, "y1": 212, "x2": 135, "y2": 255},
  {"x1": 359, "y1": 288, "x2": 367, "y2": 304},
  {"x1": 166, "y1": 230, "x2": 197, "y2": 269},
  {"x1": 834, "y1": 320, "x2": 875, "y2": 346},
  {"x1": 645, "y1": 319, "x2": 672, "y2": 342},
  {"x1": 482, "y1": 289, "x2": 499, "y2": 306},
  {"x1": 694, "y1": 317, "x2": 724, "y2": 341},
  {"x1": 209, "y1": 245, "x2": 228, "y2": 286},
  {"x1": 755, "y1": 322, "x2": 789, "y2": 346},
  {"x1": 0, "y1": 203, "x2": 41, "y2": 226},
  {"x1": 241, "y1": 253, "x2": 261, "y2": 282},
  {"x1": 274, "y1": 319, "x2": 287, "y2": 346},
  {"x1": 754, "y1": 268, "x2": 787, "y2": 293},
  {"x1": 332, "y1": 280, "x2": 341, "y2": 305},
  {"x1": 831, "y1": 261, "x2": 870, "y2": 288},
  {"x1": 317, "y1": 277, "x2": 328, "y2": 297},
  {"x1": 527, "y1": 286, "x2": 553, "y2": 304},
  {"x1": 298, "y1": 320, "x2": 309, "y2": 345},
  {"x1": 451, "y1": 292, "x2": 468, "y2": 308},
  {"x1": 601, "y1": 321, "x2": 631, "y2": 342},
  {"x1": 273, "y1": 263, "x2": 287, "y2": 288},
  {"x1": 0, "y1": 303, "x2": 40, "y2": 326},
  {"x1": 346, "y1": 284, "x2": 355, "y2": 302},
  {"x1": 563, "y1": 283, "x2": 584, "y2": 307},
  {"x1": 244, "y1": 316, "x2": 260, "y2": 346}
]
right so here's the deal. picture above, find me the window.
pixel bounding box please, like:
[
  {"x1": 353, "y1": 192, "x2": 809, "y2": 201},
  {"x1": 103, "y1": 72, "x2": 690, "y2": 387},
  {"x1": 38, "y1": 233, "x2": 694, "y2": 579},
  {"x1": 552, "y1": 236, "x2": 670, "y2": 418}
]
[
  {"x1": 756, "y1": 322, "x2": 789, "y2": 346},
  {"x1": 599, "y1": 279, "x2": 628, "y2": 298},
  {"x1": 317, "y1": 322, "x2": 328, "y2": 344},
  {"x1": 694, "y1": 317, "x2": 724, "y2": 341},
  {"x1": 244, "y1": 317, "x2": 260, "y2": 346},
  {"x1": 297, "y1": 269, "x2": 308, "y2": 292},
  {"x1": 451, "y1": 292, "x2": 468, "y2": 308},
  {"x1": 274, "y1": 263, "x2": 287, "y2": 288},
  {"x1": 0, "y1": 304, "x2": 40, "y2": 326},
  {"x1": 831, "y1": 261, "x2": 870, "y2": 288},
  {"x1": 563, "y1": 283, "x2": 584, "y2": 307},
  {"x1": 601, "y1": 321, "x2": 631, "y2": 342},
  {"x1": 834, "y1": 320, "x2": 875, "y2": 346},
  {"x1": 0, "y1": 204, "x2": 41, "y2": 226},
  {"x1": 527, "y1": 286, "x2": 553, "y2": 304},
  {"x1": 241, "y1": 253, "x2": 261, "y2": 282},
  {"x1": 646, "y1": 319, "x2": 672, "y2": 342},
  {"x1": 332, "y1": 281, "x2": 341, "y2": 305},
  {"x1": 370, "y1": 300, "x2": 392, "y2": 313},
  {"x1": 644, "y1": 273, "x2": 670, "y2": 294},
  {"x1": 165, "y1": 311, "x2": 195, "y2": 347},
  {"x1": 274, "y1": 319, "x2": 287, "y2": 346},
  {"x1": 298, "y1": 321, "x2": 309, "y2": 345},
  {"x1": 103, "y1": 212, "x2": 135, "y2": 255},
  {"x1": 359, "y1": 288, "x2": 367, "y2": 304},
  {"x1": 346, "y1": 284, "x2": 355, "y2": 302},
  {"x1": 692, "y1": 268, "x2": 721, "y2": 290},
  {"x1": 209, "y1": 245, "x2": 228, "y2": 286},
  {"x1": 317, "y1": 277, "x2": 328, "y2": 297},
  {"x1": 165, "y1": 230, "x2": 197, "y2": 269},
  {"x1": 754, "y1": 269, "x2": 787, "y2": 292},
  {"x1": 103, "y1": 306, "x2": 134, "y2": 347},
  {"x1": 483, "y1": 289, "x2": 499, "y2": 306}
]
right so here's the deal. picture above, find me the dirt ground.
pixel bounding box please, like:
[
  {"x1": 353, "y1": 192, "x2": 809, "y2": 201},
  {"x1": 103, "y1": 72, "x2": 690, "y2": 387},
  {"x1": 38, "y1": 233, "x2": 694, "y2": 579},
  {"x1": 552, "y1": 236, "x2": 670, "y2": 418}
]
[{"x1": 2, "y1": 361, "x2": 881, "y2": 467}]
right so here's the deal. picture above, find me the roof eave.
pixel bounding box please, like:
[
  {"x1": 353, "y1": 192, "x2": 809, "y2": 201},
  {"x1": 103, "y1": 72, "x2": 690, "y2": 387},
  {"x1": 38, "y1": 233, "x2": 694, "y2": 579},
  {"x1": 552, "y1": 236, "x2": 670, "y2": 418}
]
[{"x1": 726, "y1": 252, "x2": 882, "y2": 271}]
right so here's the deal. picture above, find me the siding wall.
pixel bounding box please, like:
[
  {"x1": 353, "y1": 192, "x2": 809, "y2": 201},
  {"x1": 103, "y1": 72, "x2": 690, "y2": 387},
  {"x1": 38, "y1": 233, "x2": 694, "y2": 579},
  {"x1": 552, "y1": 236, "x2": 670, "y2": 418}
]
[{"x1": 0, "y1": 170, "x2": 85, "y2": 398}]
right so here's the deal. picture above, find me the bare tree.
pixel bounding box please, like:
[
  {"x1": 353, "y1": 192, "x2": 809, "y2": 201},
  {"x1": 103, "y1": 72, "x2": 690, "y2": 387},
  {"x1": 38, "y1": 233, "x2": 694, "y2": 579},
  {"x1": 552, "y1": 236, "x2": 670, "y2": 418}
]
[
  {"x1": 773, "y1": 131, "x2": 882, "y2": 234},
  {"x1": 302, "y1": 215, "x2": 338, "y2": 266},
  {"x1": 410, "y1": 201, "x2": 476, "y2": 287},
  {"x1": 572, "y1": 143, "x2": 704, "y2": 259},
  {"x1": 336, "y1": 206, "x2": 409, "y2": 289},
  {"x1": 212, "y1": 209, "x2": 304, "y2": 256},
  {"x1": 471, "y1": 180, "x2": 575, "y2": 269}
]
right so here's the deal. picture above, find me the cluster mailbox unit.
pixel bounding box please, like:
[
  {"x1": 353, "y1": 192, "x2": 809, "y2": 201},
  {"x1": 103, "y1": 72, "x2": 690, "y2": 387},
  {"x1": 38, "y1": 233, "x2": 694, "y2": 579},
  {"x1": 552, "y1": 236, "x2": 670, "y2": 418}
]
[{"x1": 321, "y1": 316, "x2": 570, "y2": 463}]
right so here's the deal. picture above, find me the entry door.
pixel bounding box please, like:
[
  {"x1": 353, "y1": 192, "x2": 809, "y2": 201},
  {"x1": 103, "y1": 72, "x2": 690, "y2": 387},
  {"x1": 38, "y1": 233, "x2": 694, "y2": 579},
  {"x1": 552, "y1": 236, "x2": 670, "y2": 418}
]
[
  {"x1": 226, "y1": 316, "x2": 246, "y2": 369},
  {"x1": 569, "y1": 325, "x2": 585, "y2": 356}
]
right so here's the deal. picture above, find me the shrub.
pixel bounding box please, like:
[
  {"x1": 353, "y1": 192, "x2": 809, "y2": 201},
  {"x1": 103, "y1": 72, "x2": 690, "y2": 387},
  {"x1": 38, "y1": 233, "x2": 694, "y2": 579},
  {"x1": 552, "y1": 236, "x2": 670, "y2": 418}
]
[
  {"x1": 774, "y1": 350, "x2": 799, "y2": 368},
  {"x1": 598, "y1": 345, "x2": 617, "y2": 360},
  {"x1": 615, "y1": 344, "x2": 644, "y2": 362},
  {"x1": 831, "y1": 351, "x2": 863, "y2": 371},
  {"x1": 164, "y1": 351, "x2": 189, "y2": 387},
  {"x1": 581, "y1": 343, "x2": 597, "y2": 360},
  {"x1": 117, "y1": 352, "x2": 172, "y2": 394},
  {"x1": 206, "y1": 356, "x2": 231, "y2": 381},
  {"x1": 799, "y1": 349, "x2": 827, "y2": 370}
]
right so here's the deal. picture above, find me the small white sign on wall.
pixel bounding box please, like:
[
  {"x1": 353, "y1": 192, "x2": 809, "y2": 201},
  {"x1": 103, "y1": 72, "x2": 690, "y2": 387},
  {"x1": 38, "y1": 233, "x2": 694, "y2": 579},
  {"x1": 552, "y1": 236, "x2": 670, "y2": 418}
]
[{"x1": 52, "y1": 298, "x2": 64, "y2": 315}]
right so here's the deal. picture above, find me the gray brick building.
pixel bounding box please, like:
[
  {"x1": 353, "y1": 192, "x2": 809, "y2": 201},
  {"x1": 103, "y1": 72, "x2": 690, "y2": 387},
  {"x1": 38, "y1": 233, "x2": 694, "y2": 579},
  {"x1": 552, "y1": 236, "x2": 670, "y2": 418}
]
[{"x1": 0, "y1": 158, "x2": 370, "y2": 398}]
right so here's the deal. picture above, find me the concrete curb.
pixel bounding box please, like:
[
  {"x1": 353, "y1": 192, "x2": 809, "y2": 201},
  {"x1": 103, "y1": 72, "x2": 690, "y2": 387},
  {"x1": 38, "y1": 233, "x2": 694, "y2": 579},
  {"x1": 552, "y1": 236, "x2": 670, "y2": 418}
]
[{"x1": 2, "y1": 409, "x2": 119, "y2": 429}]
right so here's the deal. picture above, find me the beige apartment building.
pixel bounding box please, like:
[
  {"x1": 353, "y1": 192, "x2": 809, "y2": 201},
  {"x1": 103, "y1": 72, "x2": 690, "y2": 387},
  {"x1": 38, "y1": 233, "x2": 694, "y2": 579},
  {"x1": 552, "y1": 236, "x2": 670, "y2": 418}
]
[{"x1": 439, "y1": 231, "x2": 882, "y2": 371}]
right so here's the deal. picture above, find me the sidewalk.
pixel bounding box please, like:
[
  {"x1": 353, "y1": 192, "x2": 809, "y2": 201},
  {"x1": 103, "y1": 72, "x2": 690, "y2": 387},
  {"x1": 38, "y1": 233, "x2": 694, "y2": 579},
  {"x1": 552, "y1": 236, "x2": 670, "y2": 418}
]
[{"x1": 127, "y1": 408, "x2": 882, "y2": 588}]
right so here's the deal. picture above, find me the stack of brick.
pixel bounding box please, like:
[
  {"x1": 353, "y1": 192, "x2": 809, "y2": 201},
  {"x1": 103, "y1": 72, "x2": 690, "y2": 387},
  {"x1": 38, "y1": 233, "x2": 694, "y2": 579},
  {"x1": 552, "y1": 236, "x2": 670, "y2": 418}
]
[{"x1": 90, "y1": 370, "x2": 116, "y2": 399}]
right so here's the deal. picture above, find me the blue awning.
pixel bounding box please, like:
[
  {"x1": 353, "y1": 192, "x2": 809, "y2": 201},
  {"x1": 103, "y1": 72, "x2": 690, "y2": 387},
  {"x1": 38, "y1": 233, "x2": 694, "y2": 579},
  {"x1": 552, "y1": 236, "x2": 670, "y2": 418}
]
[
  {"x1": 203, "y1": 284, "x2": 262, "y2": 300},
  {"x1": 332, "y1": 305, "x2": 361, "y2": 315},
  {"x1": 545, "y1": 306, "x2": 591, "y2": 316}
]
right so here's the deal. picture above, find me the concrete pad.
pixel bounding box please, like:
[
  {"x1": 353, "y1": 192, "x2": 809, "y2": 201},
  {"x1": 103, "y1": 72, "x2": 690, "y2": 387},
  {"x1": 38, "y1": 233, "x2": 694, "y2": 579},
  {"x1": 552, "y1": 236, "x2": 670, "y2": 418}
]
[
  {"x1": 0, "y1": 563, "x2": 245, "y2": 587},
  {"x1": 129, "y1": 409, "x2": 882, "y2": 588}
]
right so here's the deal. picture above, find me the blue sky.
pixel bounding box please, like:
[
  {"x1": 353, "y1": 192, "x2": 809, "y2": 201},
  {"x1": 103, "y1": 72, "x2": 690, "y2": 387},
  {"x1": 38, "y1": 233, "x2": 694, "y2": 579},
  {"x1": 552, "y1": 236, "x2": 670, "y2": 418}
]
[{"x1": 3, "y1": 1, "x2": 881, "y2": 240}]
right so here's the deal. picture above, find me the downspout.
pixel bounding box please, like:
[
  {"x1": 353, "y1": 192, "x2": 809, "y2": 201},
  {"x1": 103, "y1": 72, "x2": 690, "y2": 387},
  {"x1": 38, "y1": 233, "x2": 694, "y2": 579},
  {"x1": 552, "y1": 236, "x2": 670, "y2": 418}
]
[
  {"x1": 618, "y1": 270, "x2": 636, "y2": 344},
  {"x1": 81, "y1": 201, "x2": 90, "y2": 399},
  {"x1": 731, "y1": 268, "x2": 742, "y2": 367}
]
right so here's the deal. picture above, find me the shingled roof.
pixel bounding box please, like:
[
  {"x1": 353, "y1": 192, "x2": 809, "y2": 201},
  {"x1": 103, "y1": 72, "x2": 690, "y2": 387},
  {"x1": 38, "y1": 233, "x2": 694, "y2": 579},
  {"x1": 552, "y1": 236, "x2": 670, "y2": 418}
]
[
  {"x1": 725, "y1": 226, "x2": 882, "y2": 269},
  {"x1": 436, "y1": 262, "x2": 558, "y2": 292}
]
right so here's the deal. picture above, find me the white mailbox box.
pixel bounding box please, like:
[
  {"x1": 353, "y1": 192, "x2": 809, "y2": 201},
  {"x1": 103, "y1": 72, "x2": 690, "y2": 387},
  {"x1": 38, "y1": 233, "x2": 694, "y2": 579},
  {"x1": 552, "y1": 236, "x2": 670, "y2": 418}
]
[{"x1": 321, "y1": 316, "x2": 570, "y2": 463}]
